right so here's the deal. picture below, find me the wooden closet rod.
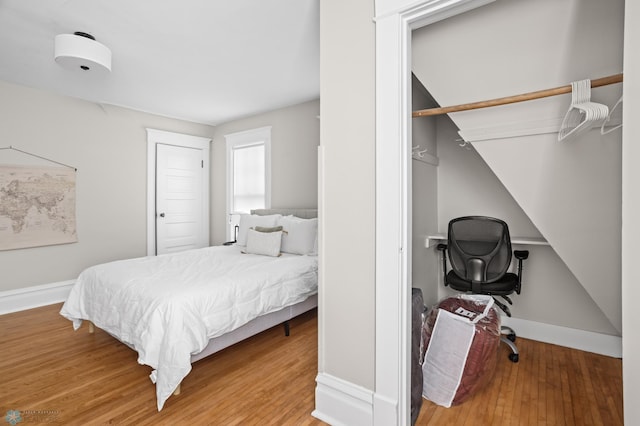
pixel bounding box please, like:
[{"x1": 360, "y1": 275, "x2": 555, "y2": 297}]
[{"x1": 412, "y1": 73, "x2": 623, "y2": 118}]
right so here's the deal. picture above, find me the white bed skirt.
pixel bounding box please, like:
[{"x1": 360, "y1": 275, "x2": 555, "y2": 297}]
[{"x1": 191, "y1": 293, "x2": 318, "y2": 362}]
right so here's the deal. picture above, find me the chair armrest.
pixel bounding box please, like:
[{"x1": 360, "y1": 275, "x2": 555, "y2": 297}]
[
  {"x1": 437, "y1": 244, "x2": 449, "y2": 286},
  {"x1": 513, "y1": 250, "x2": 529, "y2": 295}
]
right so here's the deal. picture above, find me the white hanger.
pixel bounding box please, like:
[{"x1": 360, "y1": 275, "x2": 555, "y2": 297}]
[
  {"x1": 601, "y1": 95, "x2": 623, "y2": 135},
  {"x1": 412, "y1": 145, "x2": 429, "y2": 158},
  {"x1": 456, "y1": 138, "x2": 471, "y2": 150},
  {"x1": 558, "y1": 79, "x2": 609, "y2": 142}
]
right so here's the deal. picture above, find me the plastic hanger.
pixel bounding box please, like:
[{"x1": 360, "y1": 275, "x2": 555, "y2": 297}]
[
  {"x1": 601, "y1": 95, "x2": 623, "y2": 135},
  {"x1": 412, "y1": 145, "x2": 428, "y2": 158},
  {"x1": 558, "y1": 79, "x2": 609, "y2": 142}
]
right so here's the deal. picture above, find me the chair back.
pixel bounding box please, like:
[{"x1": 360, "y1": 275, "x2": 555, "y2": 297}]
[{"x1": 447, "y1": 216, "x2": 512, "y2": 283}]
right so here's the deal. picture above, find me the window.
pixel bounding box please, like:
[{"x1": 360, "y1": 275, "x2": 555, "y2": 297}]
[{"x1": 225, "y1": 126, "x2": 271, "y2": 241}]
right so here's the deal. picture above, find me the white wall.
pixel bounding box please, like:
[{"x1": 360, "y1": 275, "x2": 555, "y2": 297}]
[
  {"x1": 413, "y1": 0, "x2": 623, "y2": 118},
  {"x1": 435, "y1": 118, "x2": 541, "y2": 237},
  {"x1": 433, "y1": 117, "x2": 617, "y2": 334},
  {"x1": 622, "y1": 0, "x2": 640, "y2": 423},
  {"x1": 209, "y1": 99, "x2": 319, "y2": 245},
  {"x1": 411, "y1": 76, "x2": 439, "y2": 307},
  {"x1": 319, "y1": 0, "x2": 376, "y2": 389},
  {"x1": 0, "y1": 80, "x2": 214, "y2": 292}
]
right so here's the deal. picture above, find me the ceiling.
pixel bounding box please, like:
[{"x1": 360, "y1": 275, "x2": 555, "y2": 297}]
[{"x1": 0, "y1": 0, "x2": 320, "y2": 126}]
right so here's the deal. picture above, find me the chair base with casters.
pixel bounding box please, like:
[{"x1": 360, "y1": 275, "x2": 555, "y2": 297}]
[
  {"x1": 437, "y1": 216, "x2": 529, "y2": 363},
  {"x1": 501, "y1": 325, "x2": 519, "y2": 363}
]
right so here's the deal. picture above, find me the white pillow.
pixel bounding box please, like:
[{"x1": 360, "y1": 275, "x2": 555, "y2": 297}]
[
  {"x1": 237, "y1": 214, "x2": 281, "y2": 246},
  {"x1": 279, "y1": 216, "x2": 318, "y2": 255},
  {"x1": 244, "y1": 228, "x2": 282, "y2": 257}
]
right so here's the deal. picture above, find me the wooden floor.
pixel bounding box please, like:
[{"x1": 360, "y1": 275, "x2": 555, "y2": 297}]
[
  {"x1": 416, "y1": 336, "x2": 623, "y2": 426},
  {"x1": 0, "y1": 304, "x2": 623, "y2": 425},
  {"x1": 0, "y1": 303, "x2": 325, "y2": 425}
]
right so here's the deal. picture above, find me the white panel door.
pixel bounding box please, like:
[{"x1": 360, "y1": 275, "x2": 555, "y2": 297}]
[{"x1": 156, "y1": 143, "x2": 205, "y2": 255}]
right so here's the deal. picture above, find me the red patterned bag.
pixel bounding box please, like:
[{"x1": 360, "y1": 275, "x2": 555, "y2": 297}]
[{"x1": 420, "y1": 295, "x2": 500, "y2": 407}]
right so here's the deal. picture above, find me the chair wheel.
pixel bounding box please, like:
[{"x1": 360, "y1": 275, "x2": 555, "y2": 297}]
[
  {"x1": 508, "y1": 353, "x2": 519, "y2": 363},
  {"x1": 507, "y1": 333, "x2": 516, "y2": 342}
]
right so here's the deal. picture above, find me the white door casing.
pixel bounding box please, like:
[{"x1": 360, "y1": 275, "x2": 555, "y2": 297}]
[
  {"x1": 374, "y1": 1, "x2": 495, "y2": 425},
  {"x1": 146, "y1": 129, "x2": 211, "y2": 256}
]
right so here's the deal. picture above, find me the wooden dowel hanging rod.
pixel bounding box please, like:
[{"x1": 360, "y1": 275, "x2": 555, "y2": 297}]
[{"x1": 412, "y1": 73, "x2": 623, "y2": 118}]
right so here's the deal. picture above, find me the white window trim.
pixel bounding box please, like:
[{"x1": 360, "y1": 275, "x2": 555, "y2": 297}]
[
  {"x1": 146, "y1": 128, "x2": 211, "y2": 256},
  {"x1": 225, "y1": 126, "x2": 272, "y2": 241}
]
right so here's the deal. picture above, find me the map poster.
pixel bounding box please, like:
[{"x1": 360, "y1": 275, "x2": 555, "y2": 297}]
[{"x1": 0, "y1": 164, "x2": 77, "y2": 251}]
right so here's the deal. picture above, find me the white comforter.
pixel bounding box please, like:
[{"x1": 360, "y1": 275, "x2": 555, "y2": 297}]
[{"x1": 60, "y1": 245, "x2": 318, "y2": 410}]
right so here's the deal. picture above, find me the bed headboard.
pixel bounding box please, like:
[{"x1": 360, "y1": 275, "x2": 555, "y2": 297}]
[{"x1": 251, "y1": 208, "x2": 317, "y2": 219}]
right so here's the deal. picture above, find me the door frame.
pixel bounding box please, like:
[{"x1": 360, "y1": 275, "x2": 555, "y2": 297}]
[
  {"x1": 146, "y1": 128, "x2": 211, "y2": 256},
  {"x1": 373, "y1": 0, "x2": 495, "y2": 424}
]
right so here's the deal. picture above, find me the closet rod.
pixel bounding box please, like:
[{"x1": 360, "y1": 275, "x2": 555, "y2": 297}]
[{"x1": 412, "y1": 73, "x2": 623, "y2": 118}]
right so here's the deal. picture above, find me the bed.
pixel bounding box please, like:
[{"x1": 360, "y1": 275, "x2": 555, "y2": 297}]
[{"x1": 60, "y1": 208, "x2": 318, "y2": 411}]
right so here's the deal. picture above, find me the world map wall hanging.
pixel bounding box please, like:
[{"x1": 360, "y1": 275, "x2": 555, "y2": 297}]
[{"x1": 0, "y1": 142, "x2": 78, "y2": 252}]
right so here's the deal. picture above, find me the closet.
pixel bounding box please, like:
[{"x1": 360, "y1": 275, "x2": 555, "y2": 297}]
[{"x1": 409, "y1": 0, "x2": 624, "y2": 346}]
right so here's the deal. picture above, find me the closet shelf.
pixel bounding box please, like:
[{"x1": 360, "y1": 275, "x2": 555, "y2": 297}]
[{"x1": 425, "y1": 233, "x2": 549, "y2": 248}]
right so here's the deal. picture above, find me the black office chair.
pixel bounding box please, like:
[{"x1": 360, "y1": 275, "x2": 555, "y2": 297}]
[{"x1": 437, "y1": 216, "x2": 529, "y2": 363}]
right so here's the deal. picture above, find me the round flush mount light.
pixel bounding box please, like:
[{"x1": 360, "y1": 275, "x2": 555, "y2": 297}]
[{"x1": 54, "y1": 31, "x2": 111, "y2": 73}]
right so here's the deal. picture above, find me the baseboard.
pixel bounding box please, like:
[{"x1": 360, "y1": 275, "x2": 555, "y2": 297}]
[
  {"x1": 502, "y1": 316, "x2": 622, "y2": 358},
  {"x1": 312, "y1": 373, "x2": 373, "y2": 426},
  {"x1": 0, "y1": 280, "x2": 74, "y2": 315},
  {"x1": 373, "y1": 392, "x2": 400, "y2": 426}
]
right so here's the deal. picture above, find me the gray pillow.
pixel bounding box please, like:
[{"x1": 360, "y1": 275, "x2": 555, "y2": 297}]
[{"x1": 253, "y1": 225, "x2": 284, "y2": 233}]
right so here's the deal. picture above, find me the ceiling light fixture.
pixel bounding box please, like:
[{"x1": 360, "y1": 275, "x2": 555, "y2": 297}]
[{"x1": 54, "y1": 31, "x2": 112, "y2": 73}]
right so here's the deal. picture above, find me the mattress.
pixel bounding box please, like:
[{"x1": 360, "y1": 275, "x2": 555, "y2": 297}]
[{"x1": 60, "y1": 245, "x2": 318, "y2": 410}]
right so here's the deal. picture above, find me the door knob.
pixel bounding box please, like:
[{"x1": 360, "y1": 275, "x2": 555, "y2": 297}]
[{"x1": 159, "y1": 212, "x2": 165, "y2": 218}]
